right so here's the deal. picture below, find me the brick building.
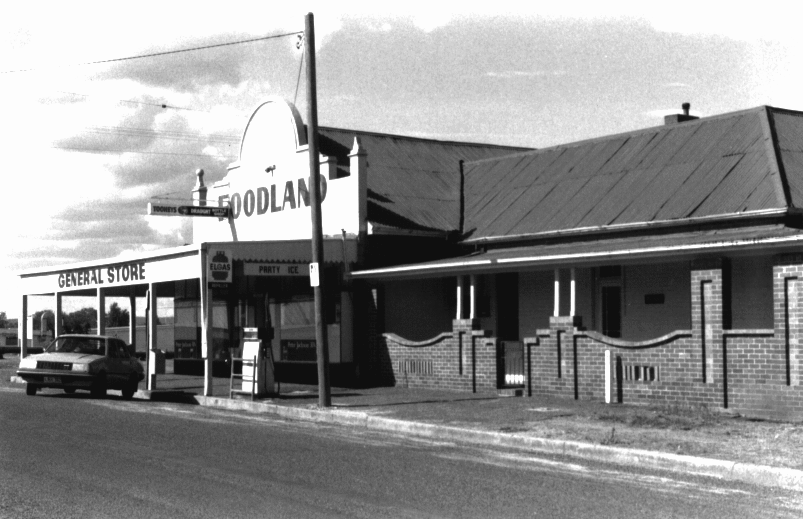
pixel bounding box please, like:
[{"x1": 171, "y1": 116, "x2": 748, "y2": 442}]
[{"x1": 352, "y1": 105, "x2": 803, "y2": 421}]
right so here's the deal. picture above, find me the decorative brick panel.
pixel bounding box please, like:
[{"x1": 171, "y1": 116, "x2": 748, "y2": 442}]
[{"x1": 376, "y1": 319, "x2": 499, "y2": 393}]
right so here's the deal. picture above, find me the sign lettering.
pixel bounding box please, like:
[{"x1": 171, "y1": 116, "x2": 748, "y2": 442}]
[
  {"x1": 243, "y1": 263, "x2": 309, "y2": 277},
  {"x1": 57, "y1": 262, "x2": 147, "y2": 289},
  {"x1": 221, "y1": 176, "x2": 327, "y2": 221}
]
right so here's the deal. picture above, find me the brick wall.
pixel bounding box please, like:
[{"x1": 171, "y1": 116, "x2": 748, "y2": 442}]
[
  {"x1": 377, "y1": 319, "x2": 498, "y2": 393},
  {"x1": 520, "y1": 256, "x2": 803, "y2": 421},
  {"x1": 367, "y1": 255, "x2": 803, "y2": 420}
]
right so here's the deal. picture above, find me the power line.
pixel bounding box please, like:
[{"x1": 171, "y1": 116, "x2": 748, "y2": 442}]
[
  {"x1": 53, "y1": 90, "x2": 224, "y2": 114},
  {"x1": 2, "y1": 31, "x2": 303, "y2": 74},
  {"x1": 75, "y1": 124, "x2": 241, "y2": 144}
]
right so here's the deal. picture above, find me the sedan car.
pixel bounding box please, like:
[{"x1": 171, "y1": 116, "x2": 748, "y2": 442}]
[{"x1": 16, "y1": 335, "x2": 144, "y2": 399}]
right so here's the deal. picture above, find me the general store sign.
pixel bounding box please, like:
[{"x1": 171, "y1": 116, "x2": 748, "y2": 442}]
[
  {"x1": 244, "y1": 263, "x2": 309, "y2": 277},
  {"x1": 19, "y1": 250, "x2": 201, "y2": 294}
]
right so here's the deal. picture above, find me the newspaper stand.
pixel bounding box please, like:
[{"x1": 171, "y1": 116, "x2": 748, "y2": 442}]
[{"x1": 230, "y1": 327, "x2": 276, "y2": 400}]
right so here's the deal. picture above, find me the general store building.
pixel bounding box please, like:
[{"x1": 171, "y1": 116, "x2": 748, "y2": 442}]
[{"x1": 16, "y1": 98, "x2": 524, "y2": 393}]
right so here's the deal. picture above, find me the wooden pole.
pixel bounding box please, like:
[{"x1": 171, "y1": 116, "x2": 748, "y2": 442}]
[{"x1": 305, "y1": 12, "x2": 331, "y2": 407}]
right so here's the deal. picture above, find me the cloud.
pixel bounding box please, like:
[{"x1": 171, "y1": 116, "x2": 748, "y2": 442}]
[{"x1": 486, "y1": 70, "x2": 568, "y2": 79}]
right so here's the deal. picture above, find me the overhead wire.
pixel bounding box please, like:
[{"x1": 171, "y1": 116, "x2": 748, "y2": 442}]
[
  {"x1": 10, "y1": 30, "x2": 303, "y2": 163},
  {"x1": 1, "y1": 31, "x2": 304, "y2": 74}
]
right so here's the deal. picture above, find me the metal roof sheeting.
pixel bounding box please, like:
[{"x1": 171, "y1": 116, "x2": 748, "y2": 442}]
[
  {"x1": 463, "y1": 106, "x2": 797, "y2": 242},
  {"x1": 319, "y1": 128, "x2": 528, "y2": 232},
  {"x1": 351, "y1": 224, "x2": 803, "y2": 279}
]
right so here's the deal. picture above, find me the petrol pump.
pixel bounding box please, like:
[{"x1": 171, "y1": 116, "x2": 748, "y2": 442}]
[{"x1": 240, "y1": 327, "x2": 276, "y2": 397}]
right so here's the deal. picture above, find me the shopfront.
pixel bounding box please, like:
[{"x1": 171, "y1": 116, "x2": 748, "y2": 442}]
[{"x1": 17, "y1": 96, "x2": 526, "y2": 393}]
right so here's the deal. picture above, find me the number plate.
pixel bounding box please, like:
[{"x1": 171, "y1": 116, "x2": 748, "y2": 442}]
[{"x1": 44, "y1": 376, "x2": 60, "y2": 384}]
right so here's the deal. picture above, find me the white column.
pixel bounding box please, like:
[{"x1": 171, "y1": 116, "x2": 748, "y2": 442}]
[
  {"x1": 54, "y1": 293, "x2": 63, "y2": 338},
  {"x1": 96, "y1": 288, "x2": 106, "y2": 336},
  {"x1": 147, "y1": 284, "x2": 158, "y2": 390},
  {"x1": 553, "y1": 269, "x2": 560, "y2": 317},
  {"x1": 200, "y1": 249, "x2": 213, "y2": 396},
  {"x1": 19, "y1": 295, "x2": 28, "y2": 358},
  {"x1": 456, "y1": 276, "x2": 464, "y2": 319},
  {"x1": 570, "y1": 268, "x2": 576, "y2": 317},
  {"x1": 469, "y1": 275, "x2": 477, "y2": 320},
  {"x1": 128, "y1": 289, "x2": 137, "y2": 354},
  {"x1": 605, "y1": 349, "x2": 612, "y2": 404}
]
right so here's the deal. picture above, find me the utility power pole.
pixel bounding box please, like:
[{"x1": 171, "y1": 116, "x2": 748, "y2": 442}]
[{"x1": 305, "y1": 12, "x2": 331, "y2": 407}]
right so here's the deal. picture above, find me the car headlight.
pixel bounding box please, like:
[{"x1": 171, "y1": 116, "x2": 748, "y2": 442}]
[
  {"x1": 71, "y1": 364, "x2": 90, "y2": 373},
  {"x1": 18, "y1": 357, "x2": 37, "y2": 370}
]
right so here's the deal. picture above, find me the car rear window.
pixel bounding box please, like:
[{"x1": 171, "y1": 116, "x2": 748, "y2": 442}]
[{"x1": 47, "y1": 337, "x2": 105, "y2": 355}]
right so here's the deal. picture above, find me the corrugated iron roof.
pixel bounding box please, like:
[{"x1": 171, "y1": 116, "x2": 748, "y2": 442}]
[
  {"x1": 319, "y1": 128, "x2": 528, "y2": 232},
  {"x1": 351, "y1": 224, "x2": 803, "y2": 279},
  {"x1": 463, "y1": 106, "x2": 799, "y2": 243}
]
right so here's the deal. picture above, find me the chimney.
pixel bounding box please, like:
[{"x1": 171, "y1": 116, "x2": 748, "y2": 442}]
[{"x1": 664, "y1": 102, "x2": 699, "y2": 125}]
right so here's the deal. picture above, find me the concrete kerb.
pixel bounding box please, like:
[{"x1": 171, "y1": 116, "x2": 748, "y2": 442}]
[{"x1": 190, "y1": 394, "x2": 803, "y2": 492}]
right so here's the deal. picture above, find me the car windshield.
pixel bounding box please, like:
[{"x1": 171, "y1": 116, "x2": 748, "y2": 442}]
[{"x1": 46, "y1": 337, "x2": 105, "y2": 355}]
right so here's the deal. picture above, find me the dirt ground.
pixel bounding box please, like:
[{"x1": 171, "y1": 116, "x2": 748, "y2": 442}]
[{"x1": 354, "y1": 394, "x2": 803, "y2": 470}]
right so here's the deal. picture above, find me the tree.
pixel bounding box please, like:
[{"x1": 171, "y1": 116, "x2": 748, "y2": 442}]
[
  {"x1": 32, "y1": 310, "x2": 54, "y2": 333},
  {"x1": 106, "y1": 302, "x2": 130, "y2": 327},
  {"x1": 60, "y1": 307, "x2": 97, "y2": 334},
  {"x1": 0, "y1": 311, "x2": 7, "y2": 328}
]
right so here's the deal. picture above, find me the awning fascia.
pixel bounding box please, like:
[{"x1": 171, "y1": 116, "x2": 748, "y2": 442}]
[{"x1": 350, "y1": 230, "x2": 803, "y2": 280}]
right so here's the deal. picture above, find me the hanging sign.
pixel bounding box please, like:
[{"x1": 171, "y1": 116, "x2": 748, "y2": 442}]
[
  {"x1": 148, "y1": 203, "x2": 229, "y2": 218},
  {"x1": 208, "y1": 249, "x2": 232, "y2": 285}
]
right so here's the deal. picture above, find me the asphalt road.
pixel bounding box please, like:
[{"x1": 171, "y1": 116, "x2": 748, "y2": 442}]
[{"x1": 1, "y1": 388, "x2": 801, "y2": 519}]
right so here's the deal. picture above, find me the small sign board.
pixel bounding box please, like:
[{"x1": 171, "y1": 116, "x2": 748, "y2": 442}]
[
  {"x1": 309, "y1": 262, "x2": 320, "y2": 287},
  {"x1": 148, "y1": 203, "x2": 229, "y2": 218},
  {"x1": 244, "y1": 263, "x2": 309, "y2": 277},
  {"x1": 208, "y1": 249, "x2": 232, "y2": 284}
]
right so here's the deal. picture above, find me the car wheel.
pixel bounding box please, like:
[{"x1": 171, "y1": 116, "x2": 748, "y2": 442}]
[
  {"x1": 26, "y1": 384, "x2": 37, "y2": 396},
  {"x1": 121, "y1": 374, "x2": 138, "y2": 400},
  {"x1": 90, "y1": 373, "x2": 107, "y2": 399},
  {"x1": 64, "y1": 388, "x2": 76, "y2": 394}
]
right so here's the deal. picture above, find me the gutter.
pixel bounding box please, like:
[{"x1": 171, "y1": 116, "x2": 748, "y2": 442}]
[
  {"x1": 350, "y1": 231, "x2": 803, "y2": 280},
  {"x1": 461, "y1": 208, "x2": 792, "y2": 246}
]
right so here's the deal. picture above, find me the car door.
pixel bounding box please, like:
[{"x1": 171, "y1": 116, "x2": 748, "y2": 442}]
[{"x1": 105, "y1": 340, "x2": 129, "y2": 387}]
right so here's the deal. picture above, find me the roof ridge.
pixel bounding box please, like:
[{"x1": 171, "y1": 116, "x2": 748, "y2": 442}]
[
  {"x1": 463, "y1": 105, "x2": 799, "y2": 166},
  {"x1": 318, "y1": 126, "x2": 530, "y2": 151},
  {"x1": 758, "y1": 106, "x2": 792, "y2": 209}
]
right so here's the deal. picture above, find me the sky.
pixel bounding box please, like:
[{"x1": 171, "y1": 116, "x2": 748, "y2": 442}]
[{"x1": 1, "y1": 1, "x2": 801, "y2": 319}]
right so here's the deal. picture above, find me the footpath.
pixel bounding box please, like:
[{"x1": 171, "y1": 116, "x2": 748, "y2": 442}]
[{"x1": 3, "y1": 355, "x2": 803, "y2": 492}]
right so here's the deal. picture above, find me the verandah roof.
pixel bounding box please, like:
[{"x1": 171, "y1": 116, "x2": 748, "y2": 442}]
[{"x1": 349, "y1": 224, "x2": 803, "y2": 280}]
